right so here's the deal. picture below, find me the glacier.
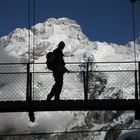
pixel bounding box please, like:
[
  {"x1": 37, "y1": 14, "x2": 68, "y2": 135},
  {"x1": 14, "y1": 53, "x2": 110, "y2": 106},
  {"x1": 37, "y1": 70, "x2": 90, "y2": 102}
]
[{"x1": 0, "y1": 17, "x2": 140, "y2": 140}]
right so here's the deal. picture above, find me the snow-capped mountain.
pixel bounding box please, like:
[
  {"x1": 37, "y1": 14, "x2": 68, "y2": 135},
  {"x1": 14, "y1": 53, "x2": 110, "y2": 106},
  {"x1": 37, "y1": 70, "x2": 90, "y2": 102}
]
[
  {"x1": 0, "y1": 18, "x2": 140, "y2": 140},
  {"x1": 1, "y1": 17, "x2": 140, "y2": 63}
]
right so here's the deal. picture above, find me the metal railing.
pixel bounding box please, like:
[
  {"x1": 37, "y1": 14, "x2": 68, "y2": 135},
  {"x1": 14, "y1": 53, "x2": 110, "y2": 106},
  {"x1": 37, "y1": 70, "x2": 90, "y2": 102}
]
[{"x1": 0, "y1": 62, "x2": 139, "y2": 101}]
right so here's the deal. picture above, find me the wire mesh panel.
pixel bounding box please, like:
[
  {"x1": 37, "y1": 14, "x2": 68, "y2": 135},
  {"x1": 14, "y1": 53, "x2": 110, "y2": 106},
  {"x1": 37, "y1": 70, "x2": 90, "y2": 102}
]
[
  {"x1": 61, "y1": 72, "x2": 84, "y2": 100},
  {"x1": 87, "y1": 62, "x2": 138, "y2": 100},
  {"x1": 31, "y1": 63, "x2": 85, "y2": 100},
  {"x1": 32, "y1": 72, "x2": 54, "y2": 100},
  {"x1": 0, "y1": 64, "x2": 27, "y2": 101},
  {"x1": 32, "y1": 72, "x2": 84, "y2": 100},
  {"x1": 88, "y1": 71, "x2": 135, "y2": 100},
  {"x1": 30, "y1": 63, "x2": 87, "y2": 73},
  {"x1": 0, "y1": 73, "x2": 27, "y2": 101},
  {"x1": 0, "y1": 64, "x2": 26, "y2": 73},
  {"x1": 93, "y1": 62, "x2": 137, "y2": 71}
]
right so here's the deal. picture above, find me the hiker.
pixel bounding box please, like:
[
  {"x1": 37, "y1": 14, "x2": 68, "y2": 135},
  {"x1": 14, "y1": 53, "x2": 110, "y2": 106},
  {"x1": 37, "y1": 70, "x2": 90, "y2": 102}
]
[{"x1": 46, "y1": 41, "x2": 70, "y2": 101}]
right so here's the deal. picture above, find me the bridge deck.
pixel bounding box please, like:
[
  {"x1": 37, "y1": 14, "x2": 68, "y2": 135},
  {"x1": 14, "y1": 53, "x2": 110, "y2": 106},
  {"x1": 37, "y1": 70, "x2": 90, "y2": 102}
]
[{"x1": 0, "y1": 99, "x2": 140, "y2": 112}]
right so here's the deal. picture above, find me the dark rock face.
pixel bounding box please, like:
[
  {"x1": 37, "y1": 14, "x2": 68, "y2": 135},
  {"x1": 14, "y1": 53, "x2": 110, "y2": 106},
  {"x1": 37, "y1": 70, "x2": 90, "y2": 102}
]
[
  {"x1": 104, "y1": 120, "x2": 133, "y2": 140},
  {"x1": 85, "y1": 70, "x2": 124, "y2": 126},
  {"x1": 85, "y1": 111, "x2": 124, "y2": 125},
  {"x1": 124, "y1": 137, "x2": 133, "y2": 140}
]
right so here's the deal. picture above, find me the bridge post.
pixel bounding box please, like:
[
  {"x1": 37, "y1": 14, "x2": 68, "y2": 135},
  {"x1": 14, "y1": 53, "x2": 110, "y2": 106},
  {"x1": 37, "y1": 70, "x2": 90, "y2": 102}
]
[
  {"x1": 85, "y1": 61, "x2": 89, "y2": 100},
  {"x1": 135, "y1": 70, "x2": 138, "y2": 99},
  {"x1": 135, "y1": 61, "x2": 140, "y2": 99},
  {"x1": 26, "y1": 63, "x2": 32, "y2": 102},
  {"x1": 26, "y1": 63, "x2": 35, "y2": 122},
  {"x1": 83, "y1": 71, "x2": 86, "y2": 100},
  {"x1": 135, "y1": 62, "x2": 140, "y2": 120},
  {"x1": 138, "y1": 62, "x2": 140, "y2": 97}
]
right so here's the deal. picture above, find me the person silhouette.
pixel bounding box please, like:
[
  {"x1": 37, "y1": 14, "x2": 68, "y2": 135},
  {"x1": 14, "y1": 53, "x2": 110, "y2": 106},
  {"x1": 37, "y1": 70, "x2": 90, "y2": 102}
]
[{"x1": 47, "y1": 41, "x2": 70, "y2": 101}]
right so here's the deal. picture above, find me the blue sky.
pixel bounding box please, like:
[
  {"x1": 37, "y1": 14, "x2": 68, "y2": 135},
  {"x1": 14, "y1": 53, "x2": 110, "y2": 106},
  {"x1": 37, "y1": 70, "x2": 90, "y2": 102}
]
[{"x1": 0, "y1": 0, "x2": 140, "y2": 45}]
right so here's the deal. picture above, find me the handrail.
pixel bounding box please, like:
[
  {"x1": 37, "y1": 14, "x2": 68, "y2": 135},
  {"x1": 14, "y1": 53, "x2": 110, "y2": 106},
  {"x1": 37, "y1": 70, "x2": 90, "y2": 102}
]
[{"x1": 0, "y1": 61, "x2": 139, "y2": 65}]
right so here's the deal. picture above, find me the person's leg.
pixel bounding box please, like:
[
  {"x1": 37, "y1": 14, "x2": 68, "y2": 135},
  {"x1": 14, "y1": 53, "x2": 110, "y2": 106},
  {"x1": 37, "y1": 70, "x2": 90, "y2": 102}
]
[
  {"x1": 47, "y1": 85, "x2": 56, "y2": 100},
  {"x1": 47, "y1": 72, "x2": 58, "y2": 100},
  {"x1": 54, "y1": 73, "x2": 63, "y2": 100}
]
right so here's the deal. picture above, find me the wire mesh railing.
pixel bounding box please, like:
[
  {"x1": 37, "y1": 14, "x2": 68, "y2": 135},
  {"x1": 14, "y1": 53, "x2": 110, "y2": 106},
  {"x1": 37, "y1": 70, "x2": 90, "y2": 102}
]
[
  {"x1": 0, "y1": 62, "x2": 139, "y2": 101},
  {"x1": 87, "y1": 62, "x2": 139, "y2": 100},
  {"x1": 0, "y1": 64, "x2": 27, "y2": 101},
  {"x1": 31, "y1": 63, "x2": 85, "y2": 100}
]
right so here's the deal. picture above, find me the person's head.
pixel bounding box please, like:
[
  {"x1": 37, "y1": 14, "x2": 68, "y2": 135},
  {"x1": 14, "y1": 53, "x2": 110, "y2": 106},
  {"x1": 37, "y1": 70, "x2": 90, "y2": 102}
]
[{"x1": 58, "y1": 41, "x2": 65, "y2": 50}]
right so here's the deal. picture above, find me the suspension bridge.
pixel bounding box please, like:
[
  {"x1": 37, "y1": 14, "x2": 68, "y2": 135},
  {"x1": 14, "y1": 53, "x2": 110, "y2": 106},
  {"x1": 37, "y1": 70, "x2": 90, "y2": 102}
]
[
  {"x1": 0, "y1": 0, "x2": 139, "y2": 122},
  {"x1": 0, "y1": 62, "x2": 140, "y2": 121}
]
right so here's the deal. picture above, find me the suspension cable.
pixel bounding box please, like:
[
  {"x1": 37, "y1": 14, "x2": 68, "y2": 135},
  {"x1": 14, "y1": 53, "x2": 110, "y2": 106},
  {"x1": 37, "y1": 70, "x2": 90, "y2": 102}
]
[
  {"x1": 130, "y1": 0, "x2": 137, "y2": 70},
  {"x1": 28, "y1": 0, "x2": 31, "y2": 62},
  {"x1": 28, "y1": 0, "x2": 35, "y2": 99},
  {"x1": 32, "y1": 0, "x2": 35, "y2": 100}
]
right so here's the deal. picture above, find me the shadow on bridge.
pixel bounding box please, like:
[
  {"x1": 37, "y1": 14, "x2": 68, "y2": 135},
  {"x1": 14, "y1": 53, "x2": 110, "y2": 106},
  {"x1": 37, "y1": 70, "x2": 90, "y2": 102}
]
[{"x1": 0, "y1": 61, "x2": 140, "y2": 121}]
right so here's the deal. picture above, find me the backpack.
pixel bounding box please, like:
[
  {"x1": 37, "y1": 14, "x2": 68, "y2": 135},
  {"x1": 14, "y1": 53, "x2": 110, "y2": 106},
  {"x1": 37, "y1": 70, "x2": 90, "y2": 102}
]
[{"x1": 46, "y1": 52, "x2": 56, "y2": 70}]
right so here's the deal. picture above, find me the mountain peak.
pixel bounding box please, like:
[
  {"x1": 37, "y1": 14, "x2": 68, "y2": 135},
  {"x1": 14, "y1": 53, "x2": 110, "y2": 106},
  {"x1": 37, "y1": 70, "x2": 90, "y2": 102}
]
[
  {"x1": 0, "y1": 18, "x2": 90, "y2": 62},
  {"x1": 45, "y1": 17, "x2": 78, "y2": 25},
  {"x1": 31, "y1": 17, "x2": 82, "y2": 36}
]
